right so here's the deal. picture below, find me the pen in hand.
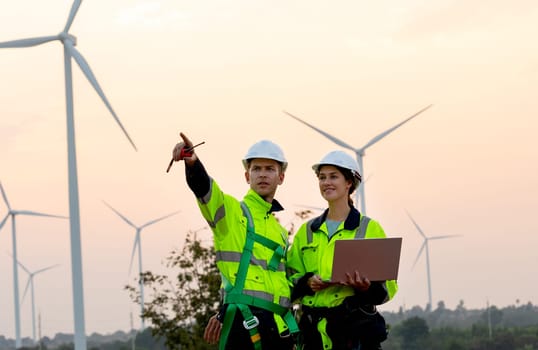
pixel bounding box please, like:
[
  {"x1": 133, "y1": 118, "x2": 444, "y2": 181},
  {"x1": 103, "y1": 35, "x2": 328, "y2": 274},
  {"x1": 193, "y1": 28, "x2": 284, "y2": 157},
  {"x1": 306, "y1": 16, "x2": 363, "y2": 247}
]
[{"x1": 166, "y1": 141, "x2": 205, "y2": 173}]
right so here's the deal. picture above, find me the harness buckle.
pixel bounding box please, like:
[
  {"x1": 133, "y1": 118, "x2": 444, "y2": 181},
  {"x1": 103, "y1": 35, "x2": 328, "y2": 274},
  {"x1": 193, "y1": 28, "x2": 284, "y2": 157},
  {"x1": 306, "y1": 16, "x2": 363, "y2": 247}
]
[{"x1": 243, "y1": 316, "x2": 260, "y2": 330}]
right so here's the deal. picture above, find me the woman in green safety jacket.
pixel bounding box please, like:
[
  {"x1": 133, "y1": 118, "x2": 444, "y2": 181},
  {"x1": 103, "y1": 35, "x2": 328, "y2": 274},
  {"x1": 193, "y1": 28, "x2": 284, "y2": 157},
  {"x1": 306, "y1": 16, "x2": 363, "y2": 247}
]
[
  {"x1": 171, "y1": 132, "x2": 297, "y2": 350},
  {"x1": 287, "y1": 150, "x2": 398, "y2": 350}
]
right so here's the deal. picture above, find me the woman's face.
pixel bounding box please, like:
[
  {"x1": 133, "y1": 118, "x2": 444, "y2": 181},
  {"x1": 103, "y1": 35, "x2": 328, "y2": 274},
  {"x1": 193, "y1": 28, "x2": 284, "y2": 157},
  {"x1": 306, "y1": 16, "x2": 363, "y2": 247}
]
[{"x1": 317, "y1": 165, "x2": 352, "y2": 203}]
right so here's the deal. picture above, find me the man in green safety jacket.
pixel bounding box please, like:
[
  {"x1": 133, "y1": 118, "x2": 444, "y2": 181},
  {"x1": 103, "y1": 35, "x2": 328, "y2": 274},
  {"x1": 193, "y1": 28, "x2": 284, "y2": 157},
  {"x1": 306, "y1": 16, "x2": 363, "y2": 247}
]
[
  {"x1": 287, "y1": 150, "x2": 398, "y2": 350},
  {"x1": 170, "y1": 132, "x2": 298, "y2": 350}
]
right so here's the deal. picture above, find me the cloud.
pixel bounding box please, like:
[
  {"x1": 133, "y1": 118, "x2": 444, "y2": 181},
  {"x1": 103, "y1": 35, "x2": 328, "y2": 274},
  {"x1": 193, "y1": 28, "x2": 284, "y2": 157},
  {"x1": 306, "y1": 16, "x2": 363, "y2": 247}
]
[
  {"x1": 0, "y1": 115, "x2": 45, "y2": 149},
  {"x1": 396, "y1": 0, "x2": 538, "y2": 41},
  {"x1": 116, "y1": 2, "x2": 187, "y2": 30},
  {"x1": 0, "y1": 124, "x2": 21, "y2": 147}
]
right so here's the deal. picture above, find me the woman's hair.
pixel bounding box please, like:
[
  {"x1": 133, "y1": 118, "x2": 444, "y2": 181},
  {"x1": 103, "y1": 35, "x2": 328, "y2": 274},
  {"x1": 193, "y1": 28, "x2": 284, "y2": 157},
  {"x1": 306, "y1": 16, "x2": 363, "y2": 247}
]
[{"x1": 316, "y1": 165, "x2": 360, "y2": 207}]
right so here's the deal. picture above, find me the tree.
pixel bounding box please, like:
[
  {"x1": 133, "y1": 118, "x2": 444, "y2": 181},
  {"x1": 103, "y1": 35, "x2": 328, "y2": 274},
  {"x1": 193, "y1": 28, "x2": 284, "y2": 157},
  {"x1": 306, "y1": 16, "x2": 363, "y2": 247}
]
[
  {"x1": 481, "y1": 305, "x2": 504, "y2": 327},
  {"x1": 126, "y1": 230, "x2": 221, "y2": 350},
  {"x1": 435, "y1": 300, "x2": 446, "y2": 312},
  {"x1": 393, "y1": 316, "x2": 429, "y2": 350},
  {"x1": 126, "y1": 211, "x2": 314, "y2": 349}
]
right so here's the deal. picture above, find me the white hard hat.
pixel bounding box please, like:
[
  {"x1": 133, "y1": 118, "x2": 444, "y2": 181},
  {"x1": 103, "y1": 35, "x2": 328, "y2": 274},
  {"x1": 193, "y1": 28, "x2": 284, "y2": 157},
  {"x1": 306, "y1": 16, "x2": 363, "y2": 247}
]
[
  {"x1": 312, "y1": 150, "x2": 361, "y2": 181},
  {"x1": 242, "y1": 140, "x2": 288, "y2": 171}
]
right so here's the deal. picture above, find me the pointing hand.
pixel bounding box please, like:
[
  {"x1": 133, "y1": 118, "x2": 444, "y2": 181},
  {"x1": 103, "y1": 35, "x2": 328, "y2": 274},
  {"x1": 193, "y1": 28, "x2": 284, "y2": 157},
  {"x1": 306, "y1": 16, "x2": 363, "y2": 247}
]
[{"x1": 167, "y1": 132, "x2": 202, "y2": 172}]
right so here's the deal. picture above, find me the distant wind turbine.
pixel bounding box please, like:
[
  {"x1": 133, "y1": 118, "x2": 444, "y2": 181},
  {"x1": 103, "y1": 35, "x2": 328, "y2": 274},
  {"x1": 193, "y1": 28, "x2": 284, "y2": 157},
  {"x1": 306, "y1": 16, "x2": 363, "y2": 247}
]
[
  {"x1": 284, "y1": 105, "x2": 432, "y2": 214},
  {"x1": 130, "y1": 311, "x2": 137, "y2": 350},
  {"x1": 16, "y1": 259, "x2": 60, "y2": 345},
  {"x1": 0, "y1": 2, "x2": 137, "y2": 349},
  {"x1": 406, "y1": 210, "x2": 462, "y2": 311},
  {"x1": 103, "y1": 201, "x2": 179, "y2": 330},
  {"x1": 293, "y1": 204, "x2": 324, "y2": 212},
  {"x1": 0, "y1": 182, "x2": 67, "y2": 349}
]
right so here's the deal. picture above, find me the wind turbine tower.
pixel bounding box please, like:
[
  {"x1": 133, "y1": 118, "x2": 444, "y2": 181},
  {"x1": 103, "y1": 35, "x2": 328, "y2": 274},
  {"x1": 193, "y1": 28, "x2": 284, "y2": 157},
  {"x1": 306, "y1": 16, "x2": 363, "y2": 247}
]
[
  {"x1": 103, "y1": 201, "x2": 179, "y2": 329},
  {"x1": 284, "y1": 105, "x2": 432, "y2": 215},
  {"x1": 0, "y1": 182, "x2": 67, "y2": 349},
  {"x1": 406, "y1": 210, "x2": 461, "y2": 310},
  {"x1": 17, "y1": 259, "x2": 60, "y2": 345},
  {"x1": 0, "y1": 2, "x2": 137, "y2": 349},
  {"x1": 38, "y1": 310, "x2": 42, "y2": 350}
]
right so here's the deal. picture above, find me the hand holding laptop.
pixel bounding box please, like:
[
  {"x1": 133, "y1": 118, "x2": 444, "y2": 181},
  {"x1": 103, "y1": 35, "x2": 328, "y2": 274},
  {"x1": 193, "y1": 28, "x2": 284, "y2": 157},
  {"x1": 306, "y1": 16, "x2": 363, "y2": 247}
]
[
  {"x1": 322, "y1": 270, "x2": 371, "y2": 288},
  {"x1": 307, "y1": 274, "x2": 331, "y2": 292},
  {"x1": 342, "y1": 271, "x2": 371, "y2": 291},
  {"x1": 308, "y1": 273, "x2": 370, "y2": 291}
]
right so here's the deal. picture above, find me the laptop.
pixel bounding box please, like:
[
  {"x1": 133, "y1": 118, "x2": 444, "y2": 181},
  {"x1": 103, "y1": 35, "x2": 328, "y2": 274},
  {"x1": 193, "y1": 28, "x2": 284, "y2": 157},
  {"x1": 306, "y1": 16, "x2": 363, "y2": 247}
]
[{"x1": 328, "y1": 237, "x2": 402, "y2": 283}]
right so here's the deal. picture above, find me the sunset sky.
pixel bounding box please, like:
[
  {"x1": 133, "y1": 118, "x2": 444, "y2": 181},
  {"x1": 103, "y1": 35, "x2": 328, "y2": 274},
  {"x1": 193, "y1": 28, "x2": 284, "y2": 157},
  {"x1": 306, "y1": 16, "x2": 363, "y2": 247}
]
[{"x1": 1, "y1": 0, "x2": 537, "y2": 340}]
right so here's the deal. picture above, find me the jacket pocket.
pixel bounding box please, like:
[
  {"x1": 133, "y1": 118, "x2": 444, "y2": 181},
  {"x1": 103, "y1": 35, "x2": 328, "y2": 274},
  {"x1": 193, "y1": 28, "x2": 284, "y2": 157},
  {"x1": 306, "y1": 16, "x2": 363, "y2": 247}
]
[{"x1": 301, "y1": 242, "x2": 320, "y2": 272}]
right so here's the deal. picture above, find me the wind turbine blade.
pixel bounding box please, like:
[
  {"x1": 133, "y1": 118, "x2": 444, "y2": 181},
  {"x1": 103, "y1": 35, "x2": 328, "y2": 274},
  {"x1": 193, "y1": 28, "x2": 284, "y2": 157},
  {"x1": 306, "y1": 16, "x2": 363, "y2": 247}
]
[
  {"x1": 21, "y1": 279, "x2": 32, "y2": 304},
  {"x1": 15, "y1": 259, "x2": 31, "y2": 274},
  {"x1": 128, "y1": 234, "x2": 140, "y2": 276},
  {"x1": 283, "y1": 110, "x2": 357, "y2": 152},
  {"x1": 103, "y1": 201, "x2": 136, "y2": 228},
  {"x1": 0, "y1": 214, "x2": 9, "y2": 231},
  {"x1": 405, "y1": 210, "x2": 427, "y2": 239},
  {"x1": 429, "y1": 234, "x2": 463, "y2": 241},
  {"x1": 361, "y1": 104, "x2": 433, "y2": 150},
  {"x1": 411, "y1": 242, "x2": 427, "y2": 270},
  {"x1": 15, "y1": 211, "x2": 68, "y2": 219},
  {"x1": 0, "y1": 35, "x2": 60, "y2": 49},
  {"x1": 293, "y1": 204, "x2": 324, "y2": 212},
  {"x1": 66, "y1": 44, "x2": 137, "y2": 151},
  {"x1": 63, "y1": 0, "x2": 83, "y2": 33},
  {"x1": 34, "y1": 264, "x2": 61, "y2": 276},
  {"x1": 140, "y1": 211, "x2": 180, "y2": 229},
  {"x1": 0, "y1": 182, "x2": 11, "y2": 210}
]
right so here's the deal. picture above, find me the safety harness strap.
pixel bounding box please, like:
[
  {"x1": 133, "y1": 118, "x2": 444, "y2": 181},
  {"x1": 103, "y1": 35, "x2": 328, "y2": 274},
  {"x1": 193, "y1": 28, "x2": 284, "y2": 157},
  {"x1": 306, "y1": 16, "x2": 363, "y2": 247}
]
[
  {"x1": 219, "y1": 202, "x2": 300, "y2": 349},
  {"x1": 219, "y1": 202, "x2": 262, "y2": 349},
  {"x1": 219, "y1": 247, "x2": 263, "y2": 349},
  {"x1": 220, "y1": 302, "x2": 262, "y2": 350},
  {"x1": 250, "y1": 232, "x2": 285, "y2": 271},
  {"x1": 238, "y1": 202, "x2": 299, "y2": 335},
  {"x1": 240, "y1": 201, "x2": 285, "y2": 271},
  {"x1": 225, "y1": 293, "x2": 287, "y2": 315}
]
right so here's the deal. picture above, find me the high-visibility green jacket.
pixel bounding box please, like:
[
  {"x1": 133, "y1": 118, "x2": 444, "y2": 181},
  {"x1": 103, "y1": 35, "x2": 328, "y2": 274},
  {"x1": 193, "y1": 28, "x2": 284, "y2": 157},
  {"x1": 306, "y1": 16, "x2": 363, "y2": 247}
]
[
  {"x1": 287, "y1": 207, "x2": 398, "y2": 308},
  {"x1": 196, "y1": 178, "x2": 292, "y2": 316}
]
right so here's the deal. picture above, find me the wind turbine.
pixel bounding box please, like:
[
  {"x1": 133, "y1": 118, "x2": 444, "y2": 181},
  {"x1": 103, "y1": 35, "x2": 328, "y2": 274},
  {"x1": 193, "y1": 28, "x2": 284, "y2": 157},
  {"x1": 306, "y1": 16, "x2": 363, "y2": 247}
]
[
  {"x1": 17, "y1": 259, "x2": 60, "y2": 345},
  {"x1": 0, "y1": 182, "x2": 67, "y2": 349},
  {"x1": 283, "y1": 105, "x2": 432, "y2": 215},
  {"x1": 406, "y1": 210, "x2": 462, "y2": 311},
  {"x1": 103, "y1": 201, "x2": 180, "y2": 330},
  {"x1": 293, "y1": 204, "x2": 324, "y2": 212},
  {"x1": 0, "y1": 2, "x2": 137, "y2": 349}
]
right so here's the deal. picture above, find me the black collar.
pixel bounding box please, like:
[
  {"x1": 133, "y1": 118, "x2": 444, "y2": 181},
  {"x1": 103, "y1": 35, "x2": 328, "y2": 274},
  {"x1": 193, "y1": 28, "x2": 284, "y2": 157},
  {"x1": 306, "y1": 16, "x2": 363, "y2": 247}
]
[
  {"x1": 270, "y1": 199, "x2": 284, "y2": 213},
  {"x1": 310, "y1": 206, "x2": 361, "y2": 231}
]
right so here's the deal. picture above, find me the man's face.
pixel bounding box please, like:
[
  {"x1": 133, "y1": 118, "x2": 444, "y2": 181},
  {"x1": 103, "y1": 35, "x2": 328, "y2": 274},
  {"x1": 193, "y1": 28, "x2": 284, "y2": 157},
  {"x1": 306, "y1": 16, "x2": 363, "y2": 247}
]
[{"x1": 245, "y1": 158, "x2": 284, "y2": 201}]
